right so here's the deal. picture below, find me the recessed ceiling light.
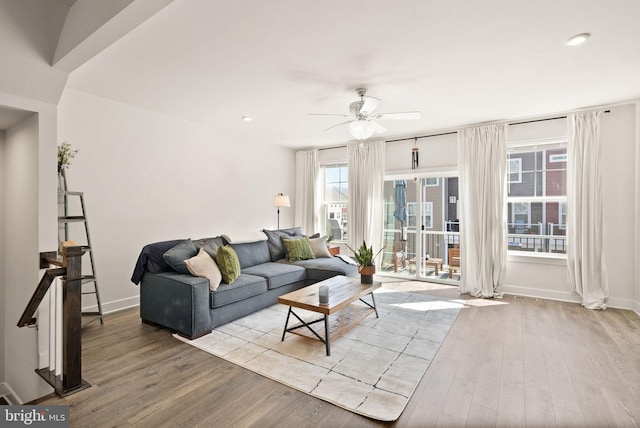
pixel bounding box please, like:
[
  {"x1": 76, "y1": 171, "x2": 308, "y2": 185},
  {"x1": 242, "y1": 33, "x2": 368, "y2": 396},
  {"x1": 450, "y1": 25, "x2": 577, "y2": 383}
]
[
  {"x1": 242, "y1": 116, "x2": 252, "y2": 122},
  {"x1": 566, "y1": 33, "x2": 590, "y2": 46}
]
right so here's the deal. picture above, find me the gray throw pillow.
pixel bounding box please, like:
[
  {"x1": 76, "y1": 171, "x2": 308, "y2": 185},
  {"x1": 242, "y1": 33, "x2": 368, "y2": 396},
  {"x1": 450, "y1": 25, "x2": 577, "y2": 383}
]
[
  {"x1": 194, "y1": 236, "x2": 224, "y2": 261},
  {"x1": 163, "y1": 239, "x2": 198, "y2": 274},
  {"x1": 263, "y1": 227, "x2": 302, "y2": 261}
]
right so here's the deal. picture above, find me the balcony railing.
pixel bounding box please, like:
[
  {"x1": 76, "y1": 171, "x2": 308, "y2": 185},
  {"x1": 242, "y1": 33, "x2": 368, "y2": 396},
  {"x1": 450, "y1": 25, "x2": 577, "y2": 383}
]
[
  {"x1": 507, "y1": 222, "x2": 566, "y2": 253},
  {"x1": 381, "y1": 228, "x2": 460, "y2": 272},
  {"x1": 381, "y1": 220, "x2": 566, "y2": 273}
]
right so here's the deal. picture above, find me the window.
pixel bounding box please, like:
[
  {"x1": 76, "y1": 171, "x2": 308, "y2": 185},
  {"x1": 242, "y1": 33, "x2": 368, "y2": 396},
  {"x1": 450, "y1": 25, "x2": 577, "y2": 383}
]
[
  {"x1": 507, "y1": 158, "x2": 522, "y2": 183},
  {"x1": 322, "y1": 164, "x2": 348, "y2": 241},
  {"x1": 425, "y1": 177, "x2": 439, "y2": 186},
  {"x1": 506, "y1": 142, "x2": 567, "y2": 254},
  {"x1": 407, "y1": 202, "x2": 433, "y2": 228}
]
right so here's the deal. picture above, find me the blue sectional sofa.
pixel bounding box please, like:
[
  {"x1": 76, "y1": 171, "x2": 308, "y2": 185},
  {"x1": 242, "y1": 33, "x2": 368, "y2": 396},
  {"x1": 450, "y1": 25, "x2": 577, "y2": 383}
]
[{"x1": 132, "y1": 228, "x2": 357, "y2": 339}]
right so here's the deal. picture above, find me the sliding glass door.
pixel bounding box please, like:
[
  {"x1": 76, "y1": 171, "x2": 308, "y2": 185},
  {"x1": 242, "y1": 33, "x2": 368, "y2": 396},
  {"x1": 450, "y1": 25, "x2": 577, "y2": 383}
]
[{"x1": 381, "y1": 176, "x2": 461, "y2": 283}]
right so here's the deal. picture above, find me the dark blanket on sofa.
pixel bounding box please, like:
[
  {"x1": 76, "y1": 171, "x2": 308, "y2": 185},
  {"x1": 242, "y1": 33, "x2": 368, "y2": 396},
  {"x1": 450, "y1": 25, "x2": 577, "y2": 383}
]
[{"x1": 131, "y1": 239, "x2": 185, "y2": 284}]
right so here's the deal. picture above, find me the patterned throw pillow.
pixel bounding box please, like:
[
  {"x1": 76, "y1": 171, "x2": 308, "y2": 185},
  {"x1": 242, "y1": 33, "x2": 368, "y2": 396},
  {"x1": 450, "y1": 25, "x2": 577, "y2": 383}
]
[
  {"x1": 282, "y1": 237, "x2": 316, "y2": 262},
  {"x1": 216, "y1": 245, "x2": 241, "y2": 284}
]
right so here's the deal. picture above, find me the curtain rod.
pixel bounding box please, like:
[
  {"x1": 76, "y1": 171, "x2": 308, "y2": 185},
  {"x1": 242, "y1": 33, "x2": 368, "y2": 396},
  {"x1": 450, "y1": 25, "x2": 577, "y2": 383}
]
[
  {"x1": 387, "y1": 110, "x2": 611, "y2": 144},
  {"x1": 318, "y1": 109, "x2": 611, "y2": 149}
]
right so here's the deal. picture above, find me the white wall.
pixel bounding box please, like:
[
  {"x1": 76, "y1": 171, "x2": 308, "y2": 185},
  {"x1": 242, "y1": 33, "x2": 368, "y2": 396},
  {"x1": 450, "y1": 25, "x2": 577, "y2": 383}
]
[
  {"x1": 57, "y1": 89, "x2": 296, "y2": 313},
  {"x1": 3, "y1": 113, "x2": 56, "y2": 403},
  {"x1": 602, "y1": 104, "x2": 637, "y2": 308},
  {"x1": 0, "y1": 129, "x2": 5, "y2": 383},
  {"x1": 386, "y1": 133, "x2": 458, "y2": 175}
]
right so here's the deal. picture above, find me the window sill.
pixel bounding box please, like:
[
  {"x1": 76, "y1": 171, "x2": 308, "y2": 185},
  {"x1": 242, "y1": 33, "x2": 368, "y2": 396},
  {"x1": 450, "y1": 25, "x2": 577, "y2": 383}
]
[{"x1": 507, "y1": 251, "x2": 566, "y2": 266}]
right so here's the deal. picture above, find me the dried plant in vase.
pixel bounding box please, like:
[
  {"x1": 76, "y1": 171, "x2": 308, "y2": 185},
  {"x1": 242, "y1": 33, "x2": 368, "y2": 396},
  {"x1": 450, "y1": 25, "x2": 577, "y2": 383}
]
[{"x1": 57, "y1": 141, "x2": 78, "y2": 173}]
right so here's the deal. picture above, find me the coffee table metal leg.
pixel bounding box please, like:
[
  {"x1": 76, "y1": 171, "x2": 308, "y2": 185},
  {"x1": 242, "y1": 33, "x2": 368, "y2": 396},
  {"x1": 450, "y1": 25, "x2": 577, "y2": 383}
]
[
  {"x1": 370, "y1": 292, "x2": 379, "y2": 318},
  {"x1": 324, "y1": 314, "x2": 330, "y2": 356},
  {"x1": 359, "y1": 292, "x2": 379, "y2": 319},
  {"x1": 281, "y1": 306, "x2": 292, "y2": 341}
]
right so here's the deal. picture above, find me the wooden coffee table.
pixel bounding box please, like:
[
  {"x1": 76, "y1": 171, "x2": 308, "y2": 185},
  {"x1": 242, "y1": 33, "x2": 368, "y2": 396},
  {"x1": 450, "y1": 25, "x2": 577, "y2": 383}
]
[{"x1": 278, "y1": 276, "x2": 380, "y2": 356}]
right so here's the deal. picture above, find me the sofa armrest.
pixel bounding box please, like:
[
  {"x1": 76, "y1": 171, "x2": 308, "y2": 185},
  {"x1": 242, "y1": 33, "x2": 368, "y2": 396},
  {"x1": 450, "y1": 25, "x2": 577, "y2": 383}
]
[{"x1": 140, "y1": 271, "x2": 212, "y2": 338}]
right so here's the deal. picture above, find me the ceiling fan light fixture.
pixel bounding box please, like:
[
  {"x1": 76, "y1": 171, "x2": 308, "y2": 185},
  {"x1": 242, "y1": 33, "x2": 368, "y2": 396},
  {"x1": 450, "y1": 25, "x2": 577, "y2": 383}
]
[{"x1": 349, "y1": 119, "x2": 376, "y2": 140}]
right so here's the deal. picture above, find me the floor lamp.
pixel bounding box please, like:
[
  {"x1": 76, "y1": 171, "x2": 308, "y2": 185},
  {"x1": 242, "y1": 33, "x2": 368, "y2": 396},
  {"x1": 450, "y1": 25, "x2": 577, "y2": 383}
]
[{"x1": 274, "y1": 193, "x2": 290, "y2": 229}]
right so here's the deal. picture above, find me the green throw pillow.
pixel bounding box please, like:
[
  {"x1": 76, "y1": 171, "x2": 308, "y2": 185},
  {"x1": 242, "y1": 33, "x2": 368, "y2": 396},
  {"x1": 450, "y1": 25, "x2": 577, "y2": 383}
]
[
  {"x1": 282, "y1": 237, "x2": 315, "y2": 262},
  {"x1": 216, "y1": 245, "x2": 241, "y2": 284}
]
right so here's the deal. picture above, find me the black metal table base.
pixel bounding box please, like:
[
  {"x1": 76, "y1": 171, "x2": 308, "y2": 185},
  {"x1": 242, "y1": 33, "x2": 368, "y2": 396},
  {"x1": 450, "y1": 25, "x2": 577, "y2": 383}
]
[{"x1": 281, "y1": 292, "x2": 378, "y2": 356}]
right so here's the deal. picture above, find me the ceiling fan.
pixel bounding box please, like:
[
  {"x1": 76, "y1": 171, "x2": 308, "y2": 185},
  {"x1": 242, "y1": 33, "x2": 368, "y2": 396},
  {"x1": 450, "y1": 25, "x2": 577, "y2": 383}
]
[{"x1": 309, "y1": 88, "x2": 421, "y2": 140}]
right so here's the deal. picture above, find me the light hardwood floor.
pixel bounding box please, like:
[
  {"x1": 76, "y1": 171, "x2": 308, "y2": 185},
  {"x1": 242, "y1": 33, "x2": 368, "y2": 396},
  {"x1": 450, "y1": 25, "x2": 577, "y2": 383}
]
[{"x1": 35, "y1": 281, "x2": 640, "y2": 427}]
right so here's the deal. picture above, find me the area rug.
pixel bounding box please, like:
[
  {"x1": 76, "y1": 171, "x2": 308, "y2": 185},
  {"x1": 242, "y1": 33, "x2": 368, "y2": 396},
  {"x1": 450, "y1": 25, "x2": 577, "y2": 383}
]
[{"x1": 174, "y1": 287, "x2": 463, "y2": 421}]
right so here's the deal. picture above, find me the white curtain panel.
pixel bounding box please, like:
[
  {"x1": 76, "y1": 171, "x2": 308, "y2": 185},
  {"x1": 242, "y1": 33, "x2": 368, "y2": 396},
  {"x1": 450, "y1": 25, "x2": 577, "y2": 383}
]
[
  {"x1": 347, "y1": 140, "x2": 385, "y2": 264},
  {"x1": 457, "y1": 124, "x2": 508, "y2": 298},
  {"x1": 294, "y1": 149, "x2": 320, "y2": 235},
  {"x1": 567, "y1": 111, "x2": 609, "y2": 309}
]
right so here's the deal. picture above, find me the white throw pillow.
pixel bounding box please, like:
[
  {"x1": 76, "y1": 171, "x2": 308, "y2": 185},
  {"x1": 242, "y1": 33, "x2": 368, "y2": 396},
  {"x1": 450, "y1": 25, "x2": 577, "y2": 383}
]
[
  {"x1": 309, "y1": 236, "x2": 331, "y2": 258},
  {"x1": 185, "y1": 248, "x2": 222, "y2": 291}
]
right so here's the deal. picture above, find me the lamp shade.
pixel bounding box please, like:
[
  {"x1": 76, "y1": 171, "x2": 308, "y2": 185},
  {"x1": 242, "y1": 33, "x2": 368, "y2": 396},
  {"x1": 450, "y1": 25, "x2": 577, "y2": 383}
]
[
  {"x1": 274, "y1": 193, "x2": 290, "y2": 207},
  {"x1": 349, "y1": 119, "x2": 376, "y2": 140}
]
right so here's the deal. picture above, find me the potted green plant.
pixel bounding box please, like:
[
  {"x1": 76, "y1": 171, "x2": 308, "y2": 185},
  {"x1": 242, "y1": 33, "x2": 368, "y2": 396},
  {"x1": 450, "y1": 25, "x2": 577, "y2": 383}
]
[{"x1": 346, "y1": 240, "x2": 383, "y2": 284}]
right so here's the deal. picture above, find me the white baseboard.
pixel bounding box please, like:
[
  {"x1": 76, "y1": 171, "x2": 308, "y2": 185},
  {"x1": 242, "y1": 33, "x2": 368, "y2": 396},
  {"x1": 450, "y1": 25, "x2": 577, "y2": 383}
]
[
  {"x1": 82, "y1": 295, "x2": 139, "y2": 315},
  {"x1": 502, "y1": 284, "x2": 582, "y2": 304},
  {"x1": 502, "y1": 284, "x2": 640, "y2": 313},
  {"x1": 0, "y1": 382, "x2": 22, "y2": 405}
]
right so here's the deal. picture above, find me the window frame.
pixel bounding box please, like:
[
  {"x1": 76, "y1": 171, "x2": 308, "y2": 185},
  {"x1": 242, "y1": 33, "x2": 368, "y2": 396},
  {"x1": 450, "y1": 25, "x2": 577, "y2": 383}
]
[
  {"x1": 507, "y1": 157, "x2": 522, "y2": 184},
  {"x1": 506, "y1": 139, "x2": 568, "y2": 256},
  {"x1": 407, "y1": 201, "x2": 433, "y2": 229},
  {"x1": 321, "y1": 163, "x2": 348, "y2": 242}
]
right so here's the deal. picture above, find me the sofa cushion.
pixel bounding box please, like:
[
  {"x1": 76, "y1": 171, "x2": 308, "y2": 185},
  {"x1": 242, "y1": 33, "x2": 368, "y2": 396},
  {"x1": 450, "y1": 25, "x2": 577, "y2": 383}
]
[
  {"x1": 193, "y1": 236, "x2": 225, "y2": 261},
  {"x1": 281, "y1": 257, "x2": 358, "y2": 282},
  {"x1": 210, "y1": 274, "x2": 267, "y2": 308},
  {"x1": 243, "y1": 262, "x2": 306, "y2": 290},
  {"x1": 263, "y1": 227, "x2": 302, "y2": 261},
  {"x1": 230, "y1": 240, "x2": 271, "y2": 269},
  {"x1": 216, "y1": 245, "x2": 242, "y2": 284},
  {"x1": 185, "y1": 248, "x2": 222, "y2": 291},
  {"x1": 282, "y1": 237, "x2": 315, "y2": 262},
  {"x1": 163, "y1": 239, "x2": 198, "y2": 274},
  {"x1": 309, "y1": 236, "x2": 331, "y2": 258}
]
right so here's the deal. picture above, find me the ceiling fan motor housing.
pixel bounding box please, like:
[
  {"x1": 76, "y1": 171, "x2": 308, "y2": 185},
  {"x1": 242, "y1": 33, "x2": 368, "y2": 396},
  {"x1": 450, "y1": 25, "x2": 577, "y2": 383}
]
[{"x1": 349, "y1": 101, "x2": 366, "y2": 117}]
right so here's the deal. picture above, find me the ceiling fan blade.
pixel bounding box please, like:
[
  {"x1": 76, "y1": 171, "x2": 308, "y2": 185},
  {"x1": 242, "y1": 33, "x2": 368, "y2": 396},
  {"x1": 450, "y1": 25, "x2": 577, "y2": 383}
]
[
  {"x1": 373, "y1": 121, "x2": 386, "y2": 133},
  {"x1": 309, "y1": 113, "x2": 351, "y2": 118},
  {"x1": 360, "y1": 96, "x2": 380, "y2": 116},
  {"x1": 323, "y1": 120, "x2": 352, "y2": 132},
  {"x1": 375, "y1": 111, "x2": 421, "y2": 120}
]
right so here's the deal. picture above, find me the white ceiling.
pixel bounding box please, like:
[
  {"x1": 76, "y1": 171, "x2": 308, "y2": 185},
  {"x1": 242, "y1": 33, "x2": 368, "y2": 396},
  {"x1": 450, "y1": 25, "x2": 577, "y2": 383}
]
[{"x1": 66, "y1": 0, "x2": 640, "y2": 149}]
